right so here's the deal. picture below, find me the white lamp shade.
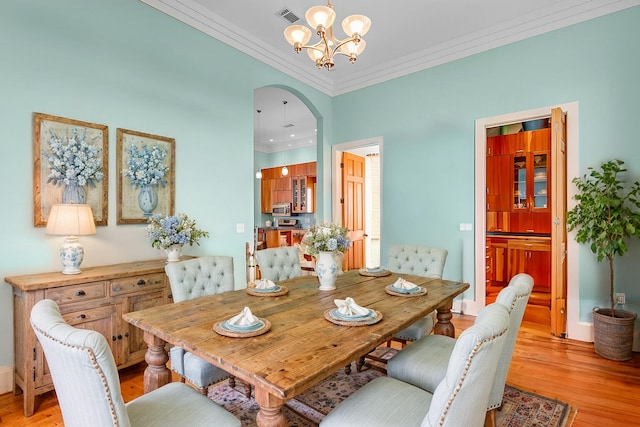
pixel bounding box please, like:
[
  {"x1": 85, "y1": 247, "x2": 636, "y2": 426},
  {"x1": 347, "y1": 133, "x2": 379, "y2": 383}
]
[
  {"x1": 284, "y1": 25, "x2": 312, "y2": 46},
  {"x1": 342, "y1": 15, "x2": 371, "y2": 37},
  {"x1": 305, "y1": 5, "x2": 336, "y2": 31},
  {"x1": 46, "y1": 204, "x2": 96, "y2": 236},
  {"x1": 307, "y1": 47, "x2": 325, "y2": 61},
  {"x1": 339, "y1": 39, "x2": 366, "y2": 56}
]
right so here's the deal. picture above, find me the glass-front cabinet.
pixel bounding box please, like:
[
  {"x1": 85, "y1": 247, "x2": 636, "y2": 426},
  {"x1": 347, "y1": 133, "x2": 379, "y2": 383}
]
[{"x1": 513, "y1": 151, "x2": 548, "y2": 211}]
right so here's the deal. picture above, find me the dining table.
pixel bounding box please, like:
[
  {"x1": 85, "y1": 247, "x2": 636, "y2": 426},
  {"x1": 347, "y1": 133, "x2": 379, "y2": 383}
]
[{"x1": 123, "y1": 269, "x2": 469, "y2": 427}]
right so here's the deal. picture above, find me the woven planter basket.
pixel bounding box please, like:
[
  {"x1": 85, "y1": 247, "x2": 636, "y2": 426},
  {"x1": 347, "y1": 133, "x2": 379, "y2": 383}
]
[{"x1": 592, "y1": 307, "x2": 637, "y2": 361}]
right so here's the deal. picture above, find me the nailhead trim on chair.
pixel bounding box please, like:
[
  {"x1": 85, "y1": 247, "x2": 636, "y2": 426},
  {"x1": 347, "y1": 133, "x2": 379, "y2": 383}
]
[
  {"x1": 32, "y1": 324, "x2": 119, "y2": 426},
  {"x1": 437, "y1": 329, "x2": 508, "y2": 426}
]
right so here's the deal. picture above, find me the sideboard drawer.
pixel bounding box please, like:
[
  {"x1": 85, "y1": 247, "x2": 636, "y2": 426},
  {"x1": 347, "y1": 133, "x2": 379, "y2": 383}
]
[
  {"x1": 62, "y1": 304, "x2": 116, "y2": 327},
  {"x1": 111, "y1": 273, "x2": 165, "y2": 295},
  {"x1": 45, "y1": 281, "x2": 107, "y2": 305}
]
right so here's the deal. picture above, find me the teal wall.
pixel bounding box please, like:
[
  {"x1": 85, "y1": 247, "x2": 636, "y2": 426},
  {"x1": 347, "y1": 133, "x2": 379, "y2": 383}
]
[
  {"x1": 0, "y1": 0, "x2": 332, "y2": 368},
  {"x1": 332, "y1": 7, "x2": 640, "y2": 321},
  {"x1": 1, "y1": 0, "x2": 638, "y2": 370}
]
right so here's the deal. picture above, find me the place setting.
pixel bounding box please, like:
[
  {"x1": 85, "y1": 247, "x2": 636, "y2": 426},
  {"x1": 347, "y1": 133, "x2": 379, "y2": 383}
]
[
  {"x1": 246, "y1": 278, "x2": 289, "y2": 297},
  {"x1": 384, "y1": 277, "x2": 427, "y2": 297},
  {"x1": 213, "y1": 306, "x2": 271, "y2": 338},
  {"x1": 324, "y1": 297, "x2": 382, "y2": 326},
  {"x1": 358, "y1": 265, "x2": 391, "y2": 277}
]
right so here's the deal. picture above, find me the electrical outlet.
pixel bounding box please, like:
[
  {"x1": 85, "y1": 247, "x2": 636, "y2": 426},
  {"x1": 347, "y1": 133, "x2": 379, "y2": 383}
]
[
  {"x1": 236, "y1": 223, "x2": 245, "y2": 233},
  {"x1": 615, "y1": 293, "x2": 626, "y2": 304}
]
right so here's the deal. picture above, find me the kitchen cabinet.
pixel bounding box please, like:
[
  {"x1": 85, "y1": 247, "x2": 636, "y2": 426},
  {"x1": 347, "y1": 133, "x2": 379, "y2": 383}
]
[
  {"x1": 486, "y1": 237, "x2": 508, "y2": 303},
  {"x1": 5, "y1": 259, "x2": 174, "y2": 417},
  {"x1": 507, "y1": 238, "x2": 551, "y2": 292},
  {"x1": 486, "y1": 155, "x2": 512, "y2": 212},
  {"x1": 260, "y1": 162, "x2": 316, "y2": 213}
]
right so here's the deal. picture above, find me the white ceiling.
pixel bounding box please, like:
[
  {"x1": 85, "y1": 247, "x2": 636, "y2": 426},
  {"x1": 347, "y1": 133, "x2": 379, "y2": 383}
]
[{"x1": 139, "y1": 0, "x2": 637, "y2": 152}]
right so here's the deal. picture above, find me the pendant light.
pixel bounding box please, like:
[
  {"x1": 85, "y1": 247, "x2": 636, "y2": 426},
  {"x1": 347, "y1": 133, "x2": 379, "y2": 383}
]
[
  {"x1": 255, "y1": 109, "x2": 263, "y2": 179},
  {"x1": 281, "y1": 100, "x2": 289, "y2": 176}
]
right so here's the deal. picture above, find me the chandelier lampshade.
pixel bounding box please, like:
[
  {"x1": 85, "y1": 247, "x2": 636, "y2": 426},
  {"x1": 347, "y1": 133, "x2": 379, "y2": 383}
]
[{"x1": 284, "y1": 0, "x2": 370, "y2": 70}]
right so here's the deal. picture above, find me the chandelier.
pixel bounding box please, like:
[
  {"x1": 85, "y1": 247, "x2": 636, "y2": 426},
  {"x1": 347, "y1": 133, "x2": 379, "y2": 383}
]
[{"x1": 283, "y1": 0, "x2": 371, "y2": 70}]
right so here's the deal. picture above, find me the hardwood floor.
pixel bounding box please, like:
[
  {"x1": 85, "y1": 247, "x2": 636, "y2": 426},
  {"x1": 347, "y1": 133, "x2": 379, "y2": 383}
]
[{"x1": 1, "y1": 314, "x2": 638, "y2": 426}]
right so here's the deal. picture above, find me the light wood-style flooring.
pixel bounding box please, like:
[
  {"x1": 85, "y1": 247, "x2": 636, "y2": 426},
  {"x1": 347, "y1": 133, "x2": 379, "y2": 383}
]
[{"x1": 1, "y1": 314, "x2": 638, "y2": 426}]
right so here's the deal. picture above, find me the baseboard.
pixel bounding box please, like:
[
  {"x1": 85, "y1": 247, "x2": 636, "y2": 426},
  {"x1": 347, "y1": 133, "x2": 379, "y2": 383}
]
[{"x1": 0, "y1": 365, "x2": 13, "y2": 394}]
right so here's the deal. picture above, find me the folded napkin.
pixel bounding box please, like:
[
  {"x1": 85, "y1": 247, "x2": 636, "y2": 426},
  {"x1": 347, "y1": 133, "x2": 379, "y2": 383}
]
[
  {"x1": 227, "y1": 307, "x2": 258, "y2": 326},
  {"x1": 334, "y1": 297, "x2": 370, "y2": 317},
  {"x1": 254, "y1": 278, "x2": 277, "y2": 289},
  {"x1": 392, "y1": 277, "x2": 418, "y2": 290}
]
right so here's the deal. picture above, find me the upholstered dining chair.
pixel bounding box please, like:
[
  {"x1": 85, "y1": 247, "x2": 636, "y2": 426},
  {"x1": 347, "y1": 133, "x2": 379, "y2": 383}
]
[
  {"x1": 165, "y1": 256, "x2": 250, "y2": 397},
  {"x1": 255, "y1": 246, "x2": 302, "y2": 281},
  {"x1": 30, "y1": 299, "x2": 240, "y2": 427},
  {"x1": 387, "y1": 244, "x2": 448, "y2": 345},
  {"x1": 387, "y1": 273, "x2": 534, "y2": 427},
  {"x1": 320, "y1": 303, "x2": 510, "y2": 427}
]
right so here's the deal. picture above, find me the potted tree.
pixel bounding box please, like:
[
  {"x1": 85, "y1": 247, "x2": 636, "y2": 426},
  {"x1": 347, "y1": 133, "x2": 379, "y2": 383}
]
[{"x1": 567, "y1": 159, "x2": 640, "y2": 360}]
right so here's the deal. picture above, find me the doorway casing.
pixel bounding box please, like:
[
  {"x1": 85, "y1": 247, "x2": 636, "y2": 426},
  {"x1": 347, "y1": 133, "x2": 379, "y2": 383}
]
[{"x1": 472, "y1": 101, "x2": 591, "y2": 342}]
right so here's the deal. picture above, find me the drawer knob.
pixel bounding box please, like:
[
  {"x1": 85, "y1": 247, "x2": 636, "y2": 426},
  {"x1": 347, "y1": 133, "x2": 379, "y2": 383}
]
[
  {"x1": 80, "y1": 314, "x2": 86, "y2": 319},
  {"x1": 75, "y1": 290, "x2": 86, "y2": 296},
  {"x1": 117, "y1": 334, "x2": 123, "y2": 340},
  {"x1": 137, "y1": 279, "x2": 146, "y2": 286},
  {"x1": 112, "y1": 336, "x2": 117, "y2": 341}
]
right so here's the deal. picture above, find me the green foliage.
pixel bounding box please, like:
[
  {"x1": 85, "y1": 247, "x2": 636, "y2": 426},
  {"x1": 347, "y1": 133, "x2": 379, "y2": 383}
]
[{"x1": 566, "y1": 159, "x2": 640, "y2": 313}]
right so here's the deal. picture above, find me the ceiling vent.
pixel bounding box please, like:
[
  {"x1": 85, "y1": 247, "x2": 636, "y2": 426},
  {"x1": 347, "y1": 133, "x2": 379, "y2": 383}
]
[{"x1": 277, "y1": 7, "x2": 300, "y2": 24}]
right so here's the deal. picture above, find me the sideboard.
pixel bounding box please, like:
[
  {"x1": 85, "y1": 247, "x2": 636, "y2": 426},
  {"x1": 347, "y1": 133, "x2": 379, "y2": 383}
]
[{"x1": 5, "y1": 259, "x2": 175, "y2": 417}]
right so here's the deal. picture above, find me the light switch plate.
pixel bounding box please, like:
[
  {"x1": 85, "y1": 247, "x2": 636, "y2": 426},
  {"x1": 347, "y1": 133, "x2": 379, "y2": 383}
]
[{"x1": 236, "y1": 223, "x2": 244, "y2": 233}]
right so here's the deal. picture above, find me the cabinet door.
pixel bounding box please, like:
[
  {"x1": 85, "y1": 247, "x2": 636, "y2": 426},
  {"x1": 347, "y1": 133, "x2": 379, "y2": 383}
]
[
  {"x1": 507, "y1": 240, "x2": 551, "y2": 290},
  {"x1": 261, "y1": 178, "x2": 274, "y2": 213},
  {"x1": 532, "y1": 151, "x2": 549, "y2": 210},
  {"x1": 486, "y1": 155, "x2": 512, "y2": 212},
  {"x1": 119, "y1": 291, "x2": 167, "y2": 367}
]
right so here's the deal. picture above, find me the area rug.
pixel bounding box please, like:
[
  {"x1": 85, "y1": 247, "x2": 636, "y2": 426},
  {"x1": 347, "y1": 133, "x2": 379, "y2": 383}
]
[{"x1": 209, "y1": 349, "x2": 572, "y2": 427}]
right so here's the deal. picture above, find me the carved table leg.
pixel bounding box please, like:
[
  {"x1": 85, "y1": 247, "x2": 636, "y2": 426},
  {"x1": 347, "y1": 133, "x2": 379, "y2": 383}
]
[
  {"x1": 143, "y1": 331, "x2": 171, "y2": 393},
  {"x1": 254, "y1": 386, "x2": 286, "y2": 427},
  {"x1": 434, "y1": 300, "x2": 455, "y2": 337}
]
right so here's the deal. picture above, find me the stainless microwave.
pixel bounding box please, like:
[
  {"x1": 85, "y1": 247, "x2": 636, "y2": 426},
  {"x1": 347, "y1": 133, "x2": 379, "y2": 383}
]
[{"x1": 272, "y1": 203, "x2": 291, "y2": 217}]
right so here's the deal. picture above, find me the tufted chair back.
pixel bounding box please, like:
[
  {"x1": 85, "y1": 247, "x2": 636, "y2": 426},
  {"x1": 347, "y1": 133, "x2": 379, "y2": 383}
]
[
  {"x1": 387, "y1": 245, "x2": 448, "y2": 278},
  {"x1": 255, "y1": 246, "x2": 302, "y2": 281},
  {"x1": 165, "y1": 256, "x2": 234, "y2": 303}
]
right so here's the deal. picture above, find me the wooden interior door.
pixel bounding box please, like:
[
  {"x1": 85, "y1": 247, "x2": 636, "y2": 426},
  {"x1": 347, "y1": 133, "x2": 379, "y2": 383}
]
[
  {"x1": 550, "y1": 107, "x2": 568, "y2": 337},
  {"x1": 341, "y1": 152, "x2": 365, "y2": 270}
]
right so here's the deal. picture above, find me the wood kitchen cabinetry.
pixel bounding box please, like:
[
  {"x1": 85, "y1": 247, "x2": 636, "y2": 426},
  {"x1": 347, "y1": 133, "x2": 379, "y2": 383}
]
[
  {"x1": 260, "y1": 162, "x2": 316, "y2": 214},
  {"x1": 5, "y1": 259, "x2": 174, "y2": 417}
]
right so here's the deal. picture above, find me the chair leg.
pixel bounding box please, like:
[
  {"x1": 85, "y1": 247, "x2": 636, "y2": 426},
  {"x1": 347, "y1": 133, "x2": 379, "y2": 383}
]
[
  {"x1": 344, "y1": 362, "x2": 352, "y2": 375},
  {"x1": 229, "y1": 376, "x2": 236, "y2": 389},
  {"x1": 198, "y1": 386, "x2": 208, "y2": 395},
  {"x1": 484, "y1": 408, "x2": 497, "y2": 427},
  {"x1": 356, "y1": 356, "x2": 366, "y2": 372},
  {"x1": 243, "y1": 382, "x2": 251, "y2": 398}
]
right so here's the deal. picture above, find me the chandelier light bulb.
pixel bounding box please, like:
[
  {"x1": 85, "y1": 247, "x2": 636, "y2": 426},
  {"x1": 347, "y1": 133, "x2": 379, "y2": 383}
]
[
  {"x1": 342, "y1": 15, "x2": 371, "y2": 39},
  {"x1": 305, "y1": 6, "x2": 336, "y2": 34}
]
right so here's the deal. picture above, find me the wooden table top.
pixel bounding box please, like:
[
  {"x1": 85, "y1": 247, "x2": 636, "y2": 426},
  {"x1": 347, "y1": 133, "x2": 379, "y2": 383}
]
[{"x1": 123, "y1": 270, "x2": 469, "y2": 401}]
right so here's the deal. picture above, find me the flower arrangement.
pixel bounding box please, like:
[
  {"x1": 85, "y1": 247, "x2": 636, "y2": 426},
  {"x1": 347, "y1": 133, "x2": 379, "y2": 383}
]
[
  {"x1": 43, "y1": 127, "x2": 103, "y2": 187},
  {"x1": 300, "y1": 222, "x2": 350, "y2": 255},
  {"x1": 122, "y1": 142, "x2": 169, "y2": 188},
  {"x1": 147, "y1": 213, "x2": 209, "y2": 249}
]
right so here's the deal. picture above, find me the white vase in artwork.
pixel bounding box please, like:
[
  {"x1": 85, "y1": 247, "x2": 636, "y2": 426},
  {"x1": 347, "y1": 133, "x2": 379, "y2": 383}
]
[
  {"x1": 315, "y1": 251, "x2": 339, "y2": 291},
  {"x1": 165, "y1": 244, "x2": 183, "y2": 262},
  {"x1": 138, "y1": 184, "x2": 158, "y2": 217},
  {"x1": 62, "y1": 179, "x2": 87, "y2": 204}
]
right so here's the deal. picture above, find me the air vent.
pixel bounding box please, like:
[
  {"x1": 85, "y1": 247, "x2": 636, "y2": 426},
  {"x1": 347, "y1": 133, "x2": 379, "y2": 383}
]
[
  {"x1": 283, "y1": 123, "x2": 295, "y2": 128},
  {"x1": 277, "y1": 7, "x2": 300, "y2": 24}
]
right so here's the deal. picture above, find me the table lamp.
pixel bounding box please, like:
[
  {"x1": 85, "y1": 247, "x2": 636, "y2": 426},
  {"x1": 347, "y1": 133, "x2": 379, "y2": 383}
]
[{"x1": 46, "y1": 203, "x2": 96, "y2": 274}]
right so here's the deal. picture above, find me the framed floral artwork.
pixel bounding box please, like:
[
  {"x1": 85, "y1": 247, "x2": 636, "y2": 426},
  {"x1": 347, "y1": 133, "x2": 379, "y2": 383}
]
[
  {"x1": 116, "y1": 128, "x2": 175, "y2": 224},
  {"x1": 33, "y1": 112, "x2": 109, "y2": 227}
]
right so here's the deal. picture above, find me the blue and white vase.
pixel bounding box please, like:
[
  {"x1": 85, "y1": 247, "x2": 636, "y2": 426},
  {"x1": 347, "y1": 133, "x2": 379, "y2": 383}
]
[
  {"x1": 62, "y1": 179, "x2": 87, "y2": 204},
  {"x1": 315, "y1": 251, "x2": 339, "y2": 291},
  {"x1": 138, "y1": 184, "x2": 158, "y2": 217},
  {"x1": 165, "y1": 244, "x2": 183, "y2": 262}
]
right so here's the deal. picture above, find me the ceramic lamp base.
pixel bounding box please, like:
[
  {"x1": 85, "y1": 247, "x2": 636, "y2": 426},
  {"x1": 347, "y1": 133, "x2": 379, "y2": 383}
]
[{"x1": 59, "y1": 236, "x2": 84, "y2": 275}]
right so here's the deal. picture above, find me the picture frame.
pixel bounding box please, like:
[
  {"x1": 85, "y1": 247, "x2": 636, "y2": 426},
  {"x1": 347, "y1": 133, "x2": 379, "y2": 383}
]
[
  {"x1": 116, "y1": 128, "x2": 175, "y2": 224},
  {"x1": 33, "y1": 112, "x2": 108, "y2": 227}
]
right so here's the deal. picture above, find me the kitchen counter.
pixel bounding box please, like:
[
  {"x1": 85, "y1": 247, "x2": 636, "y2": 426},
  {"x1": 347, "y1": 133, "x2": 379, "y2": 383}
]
[{"x1": 487, "y1": 231, "x2": 550, "y2": 239}]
